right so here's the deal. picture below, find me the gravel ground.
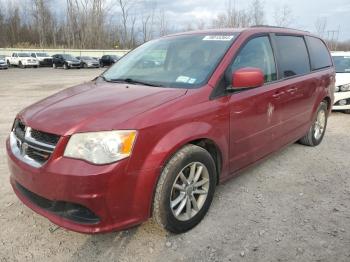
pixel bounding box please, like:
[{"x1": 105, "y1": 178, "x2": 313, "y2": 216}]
[{"x1": 0, "y1": 68, "x2": 349, "y2": 262}]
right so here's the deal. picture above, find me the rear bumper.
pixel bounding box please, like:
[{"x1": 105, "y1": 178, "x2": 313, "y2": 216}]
[{"x1": 7, "y1": 138, "x2": 159, "y2": 234}]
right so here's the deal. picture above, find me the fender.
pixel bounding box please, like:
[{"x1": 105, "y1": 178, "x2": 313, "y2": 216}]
[{"x1": 131, "y1": 121, "x2": 229, "y2": 178}]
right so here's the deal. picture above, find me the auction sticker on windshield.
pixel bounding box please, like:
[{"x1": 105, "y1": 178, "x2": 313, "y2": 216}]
[{"x1": 203, "y1": 35, "x2": 234, "y2": 41}]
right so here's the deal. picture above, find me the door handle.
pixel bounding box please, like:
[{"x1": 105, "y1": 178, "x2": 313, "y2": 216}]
[
  {"x1": 286, "y1": 87, "x2": 297, "y2": 93},
  {"x1": 272, "y1": 91, "x2": 285, "y2": 99}
]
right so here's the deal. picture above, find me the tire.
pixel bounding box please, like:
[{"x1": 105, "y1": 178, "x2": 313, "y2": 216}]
[
  {"x1": 153, "y1": 144, "x2": 217, "y2": 233},
  {"x1": 7, "y1": 61, "x2": 11, "y2": 67},
  {"x1": 52, "y1": 63, "x2": 56, "y2": 69},
  {"x1": 299, "y1": 101, "x2": 328, "y2": 146},
  {"x1": 344, "y1": 110, "x2": 350, "y2": 114},
  {"x1": 63, "y1": 63, "x2": 68, "y2": 70},
  {"x1": 19, "y1": 61, "x2": 25, "y2": 69},
  {"x1": 83, "y1": 63, "x2": 88, "y2": 68}
]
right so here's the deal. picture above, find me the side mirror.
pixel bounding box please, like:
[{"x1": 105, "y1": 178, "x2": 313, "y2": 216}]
[{"x1": 230, "y1": 67, "x2": 264, "y2": 90}]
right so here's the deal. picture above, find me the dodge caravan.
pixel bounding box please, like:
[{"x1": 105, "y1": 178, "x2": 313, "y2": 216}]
[{"x1": 7, "y1": 27, "x2": 335, "y2": 234}]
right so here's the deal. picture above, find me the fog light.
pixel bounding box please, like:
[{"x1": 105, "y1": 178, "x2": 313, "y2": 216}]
[{"x1": 339, "y1": 99, "x2": 347, "y2": 106}]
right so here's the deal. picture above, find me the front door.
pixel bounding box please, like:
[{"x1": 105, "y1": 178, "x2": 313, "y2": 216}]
[{"x1": 227, "y1": 35, "x2": 281, "y2": 173}]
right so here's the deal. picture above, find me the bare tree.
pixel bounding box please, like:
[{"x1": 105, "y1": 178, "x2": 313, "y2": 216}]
[
  {"x1": 315, "y1": 17, "x2": 327, "y2": 38},
  {"x1": 158, "y1": 9, "x2": 168, "y2": 37},
  {"x1": 212, "y1": 0, "x2": 253, "y2": 28},
  {"x1": 273, "y1": 4, "x2": 293, "y2": 27},
  {"x1": 250, "y1": 0, "x2": 265, "y2": 25}
]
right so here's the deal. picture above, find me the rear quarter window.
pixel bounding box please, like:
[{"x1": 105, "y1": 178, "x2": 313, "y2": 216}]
[
  {"x1": 275, "y1": 35, "x2": 310, "y2": 78},
  {"x1": 305, "y1": 36, "x2": 332, "y2": 70}
]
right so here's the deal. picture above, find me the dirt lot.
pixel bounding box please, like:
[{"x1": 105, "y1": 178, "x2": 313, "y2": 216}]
[{"x1": 0, "y1": 68, "x2": 349, "y2": 262}]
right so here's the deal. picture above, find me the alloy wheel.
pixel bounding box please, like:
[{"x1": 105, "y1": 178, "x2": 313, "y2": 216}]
[
  {"x1": 170, "y1": 162, "x2": 210, "y2": 221},
  {"x1": 314, "y1": 109, "x2": 326, "y2": 140}
]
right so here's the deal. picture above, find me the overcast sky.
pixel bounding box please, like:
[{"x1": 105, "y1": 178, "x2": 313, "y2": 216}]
[
  {"x1": 133, "y1": 0, "x2": 350, "y2": 41},
  {"x1": 2, "y1": 0, "x2": 349, "y2": 41}
]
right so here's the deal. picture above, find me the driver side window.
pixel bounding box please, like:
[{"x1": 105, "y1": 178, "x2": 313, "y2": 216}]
[{"x1": 231, "y1": 36, "x2": 277, "y2": 83}]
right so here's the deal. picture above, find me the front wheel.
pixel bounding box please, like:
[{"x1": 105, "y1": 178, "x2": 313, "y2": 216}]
[
  {"x1": 299, "y1": 101, "x2": 328, "y2": 146},
  {"x1": 153, "y1": 144, "x2": 217, "y2": 233},
  {"x1": 63, "y1": 63, "x2": 68, "y2": 70},
  {"x1": 19, "y1": 61, "x2": 25, "y2": 69}
]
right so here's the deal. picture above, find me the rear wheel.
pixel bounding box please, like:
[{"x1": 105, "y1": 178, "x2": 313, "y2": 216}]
[
  {"x1": 153, "y1": 144, "x2": 217, "y2": 233},
  {"x1": 299, "y1": 101, "x2": 328, "y2": 146}
]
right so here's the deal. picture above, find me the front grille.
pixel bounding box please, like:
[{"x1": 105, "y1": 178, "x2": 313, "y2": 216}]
[
  {"x1": 30, "y1": 129, "x2": 60, "y2": 146},
  {"x1": 10, "y1": 119, "x2": 60, "y2": 167}
]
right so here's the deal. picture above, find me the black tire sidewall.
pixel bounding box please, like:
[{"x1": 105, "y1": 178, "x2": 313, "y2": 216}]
[{"x1": 158, "y1": 146, "x2": 217, "y2": 233}]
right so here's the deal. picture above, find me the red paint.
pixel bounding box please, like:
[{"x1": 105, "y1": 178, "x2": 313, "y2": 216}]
[
  {"x1": 7, "y1": 27, "x2": 335, "y2": 233},
  {"x1": 232, "y1": 67, "x2": 264, "y2": 88}
]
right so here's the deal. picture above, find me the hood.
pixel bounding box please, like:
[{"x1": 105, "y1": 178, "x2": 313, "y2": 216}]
[
  {"x1": 335, "y1": 73, "x2": 350, "y2": 86},
  {"x1": 19, "y1": 81, "x2": 187, "y2": 135},
  {"x1": 37, "y1": 56, "x2": 52, "y2": 60}
]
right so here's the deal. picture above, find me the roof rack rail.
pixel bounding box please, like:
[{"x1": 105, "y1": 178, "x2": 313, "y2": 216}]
[{"x1": 250, "y1": 25, "x2": 309, "y2": 33}]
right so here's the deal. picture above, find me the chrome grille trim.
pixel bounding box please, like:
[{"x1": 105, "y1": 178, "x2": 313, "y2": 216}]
[{"x1": 10, "y1": 121, "x2": 60, "y2": 168}]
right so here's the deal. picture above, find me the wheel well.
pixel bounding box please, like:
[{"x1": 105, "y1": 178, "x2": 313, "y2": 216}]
[
  {"x1": 189, "y1": 139, "x2": 222, "y2": 184},
  {"x1": 323, "y1": 97, "x2": 331, "y2": 111}
]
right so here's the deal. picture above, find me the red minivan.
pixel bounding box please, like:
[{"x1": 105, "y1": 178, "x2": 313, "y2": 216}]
[{"x1": 7, "y1": 27, "x2": 335, "y2": 234}]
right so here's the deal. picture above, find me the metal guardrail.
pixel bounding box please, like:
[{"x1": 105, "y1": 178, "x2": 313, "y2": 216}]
[{"x1": 0, "y1": 48, "x2": 130, "y2": 57}]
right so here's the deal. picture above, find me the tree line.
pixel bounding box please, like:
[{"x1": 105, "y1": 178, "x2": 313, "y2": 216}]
[{"x1": 0, "y1": 0, "x2": 349, "y2": 50}]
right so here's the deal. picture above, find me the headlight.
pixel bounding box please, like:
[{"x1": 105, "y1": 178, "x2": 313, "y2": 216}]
[
  {"x1": 64, "y1": 130, "x2": 137, "y2": 164},
  {"x1": 340, "y1": 84, "x2": 350, "y2": 92}
]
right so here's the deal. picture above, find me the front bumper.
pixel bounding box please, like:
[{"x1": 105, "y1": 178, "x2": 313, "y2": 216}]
[
  {"x1": 6, "y1": 138, "x2": 159, "y2": 234},
  {"x1": 68, "y1": 63, "x2": 81, "y2": 68},
  {"x1": 0, "y1": 63, "x2": 8, "y2": 69},
  {"x1": 85, "y1": 63, "x2": 100, "y2": 68},
  {"x1": 39, "y1": 59, "x2": 53, "y2": 67},
  {"x1": 333, "y1": 92, "x2": 350, "y2": 110},
  {"x1": 23, "y1": 61, "x2": 39, "y2": 66}
]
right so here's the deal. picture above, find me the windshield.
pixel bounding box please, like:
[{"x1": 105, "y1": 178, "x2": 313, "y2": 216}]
[
  {"x1": 36, "y1": 53, "x2": 49, "y2": 57},
  {"x1": 333, "y1": 55, "x2": 350, "y2": 73},
  {"x1": 18, "y1": 53, "x2": 30, "y2": 57},
  {"x1": 62, "y1": 54, "x2": 76, "y2": 60},
  {"x1": 103, "y1": 33, "x2": 238, "y2": 88}
]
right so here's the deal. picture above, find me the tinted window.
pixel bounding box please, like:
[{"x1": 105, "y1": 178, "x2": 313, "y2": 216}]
[
  {"x1": 275, "y1": 35, "x2": 310, "y2": 78},
  {"x1": 306, "y1": 36, "x2": 332, "y2": 70},
  {"x1": 230, "y1": 36, "x2": 277, "y2": 83}
]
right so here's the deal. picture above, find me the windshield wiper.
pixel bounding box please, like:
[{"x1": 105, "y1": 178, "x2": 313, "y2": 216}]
[{"x1": 108, "y1": 78, "x2": 164, "y2": 87}]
